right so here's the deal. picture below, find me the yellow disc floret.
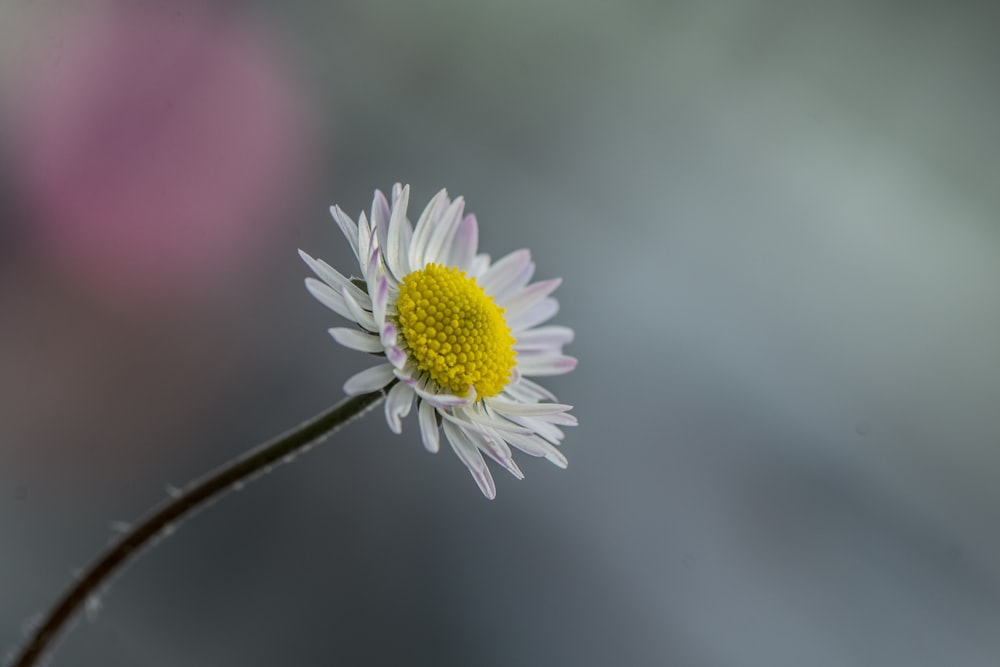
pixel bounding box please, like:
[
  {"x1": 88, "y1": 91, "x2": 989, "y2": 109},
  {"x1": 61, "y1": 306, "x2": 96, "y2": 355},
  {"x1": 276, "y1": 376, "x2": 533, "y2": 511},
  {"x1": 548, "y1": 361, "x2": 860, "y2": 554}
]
[{"x1": 396, "y1": 263, "x2": 516, "y2": 399}]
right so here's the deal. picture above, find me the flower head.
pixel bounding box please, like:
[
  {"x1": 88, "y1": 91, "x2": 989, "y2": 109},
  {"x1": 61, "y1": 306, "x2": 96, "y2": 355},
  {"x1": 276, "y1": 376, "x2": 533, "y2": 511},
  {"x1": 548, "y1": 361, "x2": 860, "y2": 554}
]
[{"x1": 300, "y1": 184, "x2": 577, "y2": 498}]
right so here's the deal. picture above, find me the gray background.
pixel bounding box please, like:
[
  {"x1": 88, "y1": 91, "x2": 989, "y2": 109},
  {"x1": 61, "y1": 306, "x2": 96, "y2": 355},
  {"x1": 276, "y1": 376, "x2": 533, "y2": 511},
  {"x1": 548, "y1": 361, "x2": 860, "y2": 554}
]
[{"x1": 3, "y1": 0, "x2": 1000, "y2": 665}]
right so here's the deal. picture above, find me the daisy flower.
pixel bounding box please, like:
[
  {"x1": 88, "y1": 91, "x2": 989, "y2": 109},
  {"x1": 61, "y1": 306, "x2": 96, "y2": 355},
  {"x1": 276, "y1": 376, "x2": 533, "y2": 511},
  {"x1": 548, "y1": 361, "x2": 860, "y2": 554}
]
[{"x1": 299, "y1": 184, "x2": 577, "y2": 498}]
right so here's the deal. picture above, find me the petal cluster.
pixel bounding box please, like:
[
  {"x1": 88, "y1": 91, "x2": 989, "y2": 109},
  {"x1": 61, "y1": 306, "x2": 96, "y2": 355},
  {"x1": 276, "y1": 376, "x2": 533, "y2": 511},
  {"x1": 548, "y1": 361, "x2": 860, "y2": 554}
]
[{"x1": 300, "y1": 184, "x2": 577, "y2": 498}]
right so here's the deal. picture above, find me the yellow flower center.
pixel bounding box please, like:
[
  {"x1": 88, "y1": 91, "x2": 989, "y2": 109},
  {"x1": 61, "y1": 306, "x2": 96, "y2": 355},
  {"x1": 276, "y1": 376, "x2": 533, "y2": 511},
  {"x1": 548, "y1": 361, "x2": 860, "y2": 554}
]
[{"x1": 396, "y1": 263, "x2": 516, "y2": 399}]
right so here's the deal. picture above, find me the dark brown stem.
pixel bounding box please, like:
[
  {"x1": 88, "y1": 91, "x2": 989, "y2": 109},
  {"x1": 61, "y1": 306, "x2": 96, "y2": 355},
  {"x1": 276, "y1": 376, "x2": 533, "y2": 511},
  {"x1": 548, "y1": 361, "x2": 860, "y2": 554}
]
[{"x1": 9, "y1": 389, "x2": 386, "y2": 667}]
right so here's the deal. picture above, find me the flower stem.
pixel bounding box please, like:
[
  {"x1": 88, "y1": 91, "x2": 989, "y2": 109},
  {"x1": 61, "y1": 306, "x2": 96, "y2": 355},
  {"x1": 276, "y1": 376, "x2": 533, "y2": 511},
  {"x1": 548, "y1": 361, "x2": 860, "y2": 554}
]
[{"x1": 9, "y1": 389, "x2": 386, "y2": 667}]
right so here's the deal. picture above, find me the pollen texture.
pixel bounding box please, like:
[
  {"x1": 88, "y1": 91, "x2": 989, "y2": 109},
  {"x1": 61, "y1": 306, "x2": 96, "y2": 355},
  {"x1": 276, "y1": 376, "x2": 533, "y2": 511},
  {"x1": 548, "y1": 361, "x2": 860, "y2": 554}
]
[{"x1": 396, "y1": 263, "x2": 516, "y2": 398}]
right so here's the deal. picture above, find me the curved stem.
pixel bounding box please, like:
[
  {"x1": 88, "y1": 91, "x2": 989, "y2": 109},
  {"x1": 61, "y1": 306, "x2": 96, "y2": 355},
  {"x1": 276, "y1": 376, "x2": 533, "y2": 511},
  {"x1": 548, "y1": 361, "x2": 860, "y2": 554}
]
[{"x1": 10, "y1": 389, "x2": 386, "y2": 667}]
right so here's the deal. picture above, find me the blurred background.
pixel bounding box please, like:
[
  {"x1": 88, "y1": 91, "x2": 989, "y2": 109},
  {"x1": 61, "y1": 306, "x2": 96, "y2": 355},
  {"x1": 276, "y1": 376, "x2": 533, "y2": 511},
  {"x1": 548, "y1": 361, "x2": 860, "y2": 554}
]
[{"x1": 2, "y1": 0, "x2": 1000, "y2": 665}]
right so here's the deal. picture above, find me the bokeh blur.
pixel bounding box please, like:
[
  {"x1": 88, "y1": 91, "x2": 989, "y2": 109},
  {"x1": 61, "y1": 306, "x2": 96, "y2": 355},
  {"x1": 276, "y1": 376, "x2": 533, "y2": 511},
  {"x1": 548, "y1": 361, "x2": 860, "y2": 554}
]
[{"x1": 3, "y1": 0, "x2": 1000, "y2": 665}]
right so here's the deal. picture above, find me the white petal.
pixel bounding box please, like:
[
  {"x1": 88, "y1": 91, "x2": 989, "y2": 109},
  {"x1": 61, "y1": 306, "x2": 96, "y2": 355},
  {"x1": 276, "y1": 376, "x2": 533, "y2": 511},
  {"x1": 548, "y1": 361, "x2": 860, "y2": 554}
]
[
  {"x1": 365, "y1": 228, "x2": 381, "y2": 284},
  {"x1": 329, "y1": 206, "x2": 360, "y2": 259},
  {"x1": 411, "y1": 377, "x2": 473, "y2": 408},
  {"x1": 467, "y1": 424, "x2": 513, "y2": 461},
  {"x1": 463, "y1": 403, "x2": 533, "y2": 434},
  {"x1": 380, "y1": 321, "x2": 398, "y2": 347},
  {"x1": 423, "y1": 196, "x2": 465, "y2": 265},
  {"x1": 384, "y1": 382, "x2": 414, "y2": 434},
  {"x1": 372, "y1": 275, "x2": 390, "y2": 328},
  {"x1": 443, "y1": 421, "x2": 496, "y2": 499},
  {"x1": 409, "y1": 188, "x2": 449, "y2": 269},
  {"x1": 446, "y1": 214, "x2": 479, "y2": 270},
  {"x1": 468, "y1": 253, "x2": 491, "y2": 278},
  {"x1": 502, "y1": 430, "x2": 567, "y2": 468},
  {"x1": 510, "y1": 415, "x2": 565, "y2": 444},
  {"x1": 387, "y1": 345, "x2": 408, "y2": 368},
  {"x1": 418, "y1": 400, "x2": 440, "y2": 453},
  {"x1": 494, "y1": 263, "x2": 536, "y2": 303},
  {"x1": 343, "y1": 364, "x2": 395, "y2": 395},
  {"x1": 392, "y1": 360, "x2": 420, "y2": 385},
  {"x1": 299, "y1": 250, "x2": 371, "y2": 308},
  {"x1": 502, "y1": 382, "x2": 543, "y2": 404},
  {"x1": 357, "y1": 212, "x2": 372, "y2": 275},
  {"x1": 508, "y1": 408, "x2": 577, "y2": 428},
  {"x1": 484, "y1": 398, "x2": 573, "y2": 416},
  {"x1": 513, "y1": 326, "x2": 574, "y2": 352},
  {"x1": 496, "y1": 455, "x2": 525, "y2": 480},
  {"x1": 543, "y1": 447, "x2": 569, "y2": 469},
  {"x1": 305, "y1": 278, "x2": 355, "y2": 322},
  {"x1": 385, "y1": 184, "x2": 412, "y2": 280},
  {"x1": 466, "y1": 426, "x2": 524, "y2": 480},
  {"x1": 480, "y1": 249, "x2": 533, "y2": 297},
  {"x1": 535, "y1": 411, "x2": 578, "y2": 427},
  {"x1": 502, "y1": 278, "x2": 562, "y2": 320},
  {"x1": 518, "y1": 378, "x2": 558, "y2": 401},
  {"x1": 501, "y1": 431, "x2": 548, "y2": 457},
  {"x1": 342, "y1": 289, "x2": 377, "y2": 332},
  {"x1": 508, "y1": 297, "x2": 559, "y2": 331},
  {"x1": 372, "y1": 189, "x2": 392, "y2": 258},
  {"x1": 517, "y1": 354, "x2": 578, "y2": 377},
  {"x1": 502, "y1": 377, "x2": 557, "y2": 403},
  {"x1": 329, "y1": 327, "x2": 383, "y2": 353}
]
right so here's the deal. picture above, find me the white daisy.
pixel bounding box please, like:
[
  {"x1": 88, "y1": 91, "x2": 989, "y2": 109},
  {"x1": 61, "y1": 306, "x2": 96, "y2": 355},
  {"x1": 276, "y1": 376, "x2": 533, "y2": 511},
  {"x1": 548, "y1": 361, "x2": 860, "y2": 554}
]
[{"x1": 300, "y1": 184, "x2": 577, "y2": 498}]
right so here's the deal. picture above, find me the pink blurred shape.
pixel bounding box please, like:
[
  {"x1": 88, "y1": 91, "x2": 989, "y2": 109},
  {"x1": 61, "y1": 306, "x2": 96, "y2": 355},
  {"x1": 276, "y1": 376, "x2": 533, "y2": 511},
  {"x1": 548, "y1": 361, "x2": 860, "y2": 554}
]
[{"x1": 8, "y1": 3, "x2": 313, "y2": 304}]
